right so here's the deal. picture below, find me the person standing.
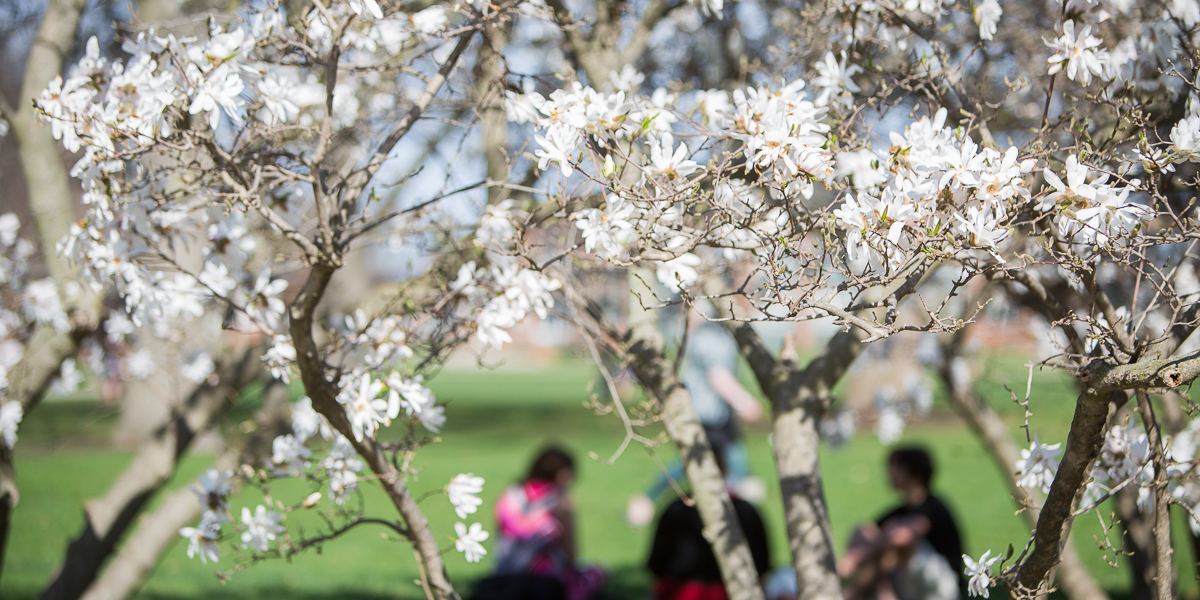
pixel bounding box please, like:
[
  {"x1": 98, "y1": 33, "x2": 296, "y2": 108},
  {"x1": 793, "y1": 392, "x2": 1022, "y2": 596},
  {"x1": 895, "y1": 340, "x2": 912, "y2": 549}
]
[{"x1": 627, "y1": 322, "x2": 764, "y2": 527}]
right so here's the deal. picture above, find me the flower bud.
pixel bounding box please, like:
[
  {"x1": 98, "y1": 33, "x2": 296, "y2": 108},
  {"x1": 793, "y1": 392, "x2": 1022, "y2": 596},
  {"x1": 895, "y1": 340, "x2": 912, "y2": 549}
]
[{"x1": 602, "y1": 154, "x2": 616, "y2": 179}]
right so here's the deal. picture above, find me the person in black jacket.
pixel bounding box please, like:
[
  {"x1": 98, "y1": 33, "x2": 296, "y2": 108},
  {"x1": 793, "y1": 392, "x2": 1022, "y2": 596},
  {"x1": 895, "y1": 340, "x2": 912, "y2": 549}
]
[
  {"x1": 646, "y1": 452, "x2": 770, "y2": 600},
  {"x1": 837, "y1": 447, "x2": 965, "y2": 600}
]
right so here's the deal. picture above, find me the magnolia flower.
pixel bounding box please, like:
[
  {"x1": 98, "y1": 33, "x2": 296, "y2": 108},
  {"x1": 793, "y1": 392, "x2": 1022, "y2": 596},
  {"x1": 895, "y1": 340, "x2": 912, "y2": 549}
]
[
  {"x1": 341, "y1": 373, "x2": 399, "y2": 442},
  {"x1": 1045, "y1": 20, "x2": 1109, "y2": 85},
  {"x1": 271, "y1": 434, "x2": 311, "y2": 475},
  {"x1": 411, "y1": 6, "x2": 447, "y2": 34},
  {"x1": 1171, "y1": 115, "x2": 1200, "y2": 162},
  {"x1": 476, "y1": 200, "x2": 518, "y2": 248},
  {"x1": 575, "y1": 197, "x2": 636, "y2": 259},
  {"x1": 23, "y1": 279, "x2": 69, "y2": 333},
  {"x1": 448, "y1": 474, "x2": 485, "y2": 519},
  {"x1": 963, "y1": 549, "x2": 1001, "y2": 597},
  {"x1": 49, "y1": 358, "x2": 83, "y2": 397},
  {"x1": 240, "y1": 505, "x2": 285, "y2": 551},
  {"x1": 257, "y1": 73, "x2": 299, "y2": 126},
  {"x1": 126, "y1": 349, "x2": 158, "y2": 380},
  {"x1": 347, "y1": 0, "x2": 383, "y2": 19},
  {"x1": 263, "y1": 335, "x2": 296, "y2": 383},
  {"x1": 0, "y1": 401, "x2": 23, "y2": 449},
  {"x1": 181, "y1": 352, "x2": 215, "y2": 384},
  {"x1": 875, "y1": 407, "x2": 906, "y2": 444},
  {"x1": 191, "y1": 469, "x2": 233, "y2": 514},
  {"x1": 647, "y1": 133, "x2": 699, "y2": 184},
  {"x1": 534, "y1": 126, "x2": 582, "y2": 177},
  {"x1": 189, "y1": 64, "x2": 245, "y2": 130},
  {"x1": 974, "y1": 0, "x2": 1002, "y2": 41},
  {"x1": 1016, "y1": 435, "x2": 1061, "y2": 493},
  {"x1": 454, "y1": 522, "x2": 489, "y2": 563},
  {"x1": 0, "y1": 214, "x2": 19, "y2": 247},
  {"x1": 1038, "y1": 155, "x2": 1097, "y2": 212},
  {"x1": 245, "y1": 266, "x2": 289, "y2": 330},
  {"x1": 656, "y1": 254, "x2": 701, "y2": 292},
  {"x1": 503, "y1": 269, "x2": 561, "y2": 320},
  {"x1": 813, "y1": 51, "x2": 862, "y2": 107},
  {"x1": 419, "y1": 405, "x2": 446, "y2": 432},
  {"x1": 179, "y1": 524, "x2": 220, "y2": 564},
  {"x1": 323, "y1": 436, "x2": 364, "y2": 505}
]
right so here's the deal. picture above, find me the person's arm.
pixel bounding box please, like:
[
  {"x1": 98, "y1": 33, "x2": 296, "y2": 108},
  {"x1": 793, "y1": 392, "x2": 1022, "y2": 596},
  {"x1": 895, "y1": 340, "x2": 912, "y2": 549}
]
[
  {"x1": 707, "y1": 366, "x2": 762, "y2": 423},
  {"x1": 554, "y1": 496, "x2": 578, "y2": 565},
  {"x1": 880, "y1": 514, "x2": 931, "y2": 549}
]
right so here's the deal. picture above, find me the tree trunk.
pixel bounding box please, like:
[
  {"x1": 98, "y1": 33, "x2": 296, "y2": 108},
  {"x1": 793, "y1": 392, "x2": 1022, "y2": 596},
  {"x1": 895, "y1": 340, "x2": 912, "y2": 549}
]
[
  {"x1": 1015, "y1": 390, "x2": 1122, "y2": 597},
  {"x1": 725, "y1": 322, "x2": 855, "y2": 600},
  {"x1": 289, "y1": 264, "x2": 461, "y2": 600},
  {"x1": 621, "y1": 273, "x2": 764, "y2": 600},
  {"x1": 80, "y1": 381, "x2": 291, "y2": 600},
  {"x1": 934, "y1": 337, "x2": 1108, "y2": 600},
  {"x1": 39, "y1": 346, "x2": 260, "y2": 600}
]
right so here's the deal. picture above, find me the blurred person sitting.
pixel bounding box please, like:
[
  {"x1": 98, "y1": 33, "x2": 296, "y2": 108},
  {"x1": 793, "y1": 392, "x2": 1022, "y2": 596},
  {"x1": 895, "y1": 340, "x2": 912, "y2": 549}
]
[
  {"x1": 646, "y1": 451, "x2": 771, "y2": 600},
  {"x1": 484, "y1": 446, "x2": 606, "y2": 600},
  {"x1": 837, "y1": 447, "x2": 965, "y2": 600}
]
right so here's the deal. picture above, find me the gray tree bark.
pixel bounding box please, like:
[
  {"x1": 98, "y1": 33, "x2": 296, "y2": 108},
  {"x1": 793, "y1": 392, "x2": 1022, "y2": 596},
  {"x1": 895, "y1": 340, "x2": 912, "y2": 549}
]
[
  {"x1": 0, "y1": 0, "x2": 100, "y2": 585},
  {"x1": 724, "y1": 322, "x2": 855, "y2": 600},
  {"x1": 617, "y1": 273, "x2": 764, "y2": 600},
  {"x1": 934, "y1": 332, "x2": 1108, "y2": 600},
  {"x1": 79, "y1": 381, "x2": 292, "y2": 600},
  {"x1": 39, "y1": 346, "x2": 261, "y2": 600}
]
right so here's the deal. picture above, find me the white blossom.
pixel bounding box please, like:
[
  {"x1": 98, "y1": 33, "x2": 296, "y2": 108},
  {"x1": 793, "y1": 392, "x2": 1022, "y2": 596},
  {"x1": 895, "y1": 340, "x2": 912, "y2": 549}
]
[
  {"x1": 1016, "y1": 435, "x2": 1062, "y2": 493},
  {"x1": 323, "y1": 436, "x2": 364, "y2": 504},
  {"x1": 974, "y1": 0, "x2": 1002, "y2": 40},
  {"x1": 0, "y1": 402, "x2": 23, "y2": 449},
  {"x1": 339, "y1": 372, "x2": 399, "y2": 442},
  {"x1": 454, "y1": 522, "x2": 489, "y2": 563},
  {"x1": 271, "y1": 434, "x2": 311, "y2": 476},
  {"x1": 191, "y1": 468, "x2": 233, "y2": 514},
  {"x1": 963, "y1": 550, "x2": 1001, "y2": 597},
  {"x1": 179, "y1": 524, "x2": 220, "y2": 564},
  {"x1": 448, "y1": 473, "x2": 485, "y2": 519},
  {"x1": 126, "y1": 349, "x2": 158, "y2": 380},
  {"x1": 656, "y1": 254, "x2": 701, "y2": 292},
  {"x1": 240, "y1": 505, "x2": 285, "y2": 551},
  {"x1": 1045, "y1": 20, "x2": 1109, "y2": 85},
  {"x1": 181, "y1": 351, "x2": 214, "y2": 384}
]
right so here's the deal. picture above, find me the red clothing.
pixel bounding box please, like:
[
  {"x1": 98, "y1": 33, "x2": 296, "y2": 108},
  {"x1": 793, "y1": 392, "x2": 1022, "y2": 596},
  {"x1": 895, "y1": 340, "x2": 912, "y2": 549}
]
[{"x1": 653, "y1": 578, "x2": 729, "y2": 600}]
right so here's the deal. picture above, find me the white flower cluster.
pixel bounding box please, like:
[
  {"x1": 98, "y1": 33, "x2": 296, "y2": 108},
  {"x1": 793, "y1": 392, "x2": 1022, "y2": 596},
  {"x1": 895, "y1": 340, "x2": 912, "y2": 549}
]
[
  {"x1": 832, "y1": 108, "x2": 1035, "y2": 275},
  {"x1": 459, "y1": 200, "x2": 563, "y2": 350},
  {"x1": 179, "y1": 469, "x2": 234, "y2": 564},
  {"x1": 447, "y1": 473, "x2": 489, "y2": 563},
  {"x1": 1086, "y1": 424, "x2": 1155, "y2": 512},
  {"x1": 510, "y1": 71, "x2": 838, "y2": 292},
  {"x1": 177, "y1": 469, "x2": 287, "y2": 562},
  {"x1": 1014, "y1": 435, "x2": 1062, "y2": 494},
  {"x1": 0, "y1": 214, "x2": 45, "y2": 399},
  {"x1": 963, "y1": 550, "x2": 1002, "y2": 597},
  {"x1": 871, "y1": 374, "x2": 933, "y2": 444},
  {"x1": 1045, "y1": 20, "x2": 1111, "y2": 86},
  {"x1": 1036, "y1": 156, "x2": 1152, "y2": 248}
]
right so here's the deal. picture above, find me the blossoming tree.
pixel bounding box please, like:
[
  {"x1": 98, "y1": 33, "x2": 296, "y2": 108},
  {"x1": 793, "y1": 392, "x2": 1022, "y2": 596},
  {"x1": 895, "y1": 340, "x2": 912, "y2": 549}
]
[{"x1": 13, "y1": 0, "x2": 1200, "y2": 599}]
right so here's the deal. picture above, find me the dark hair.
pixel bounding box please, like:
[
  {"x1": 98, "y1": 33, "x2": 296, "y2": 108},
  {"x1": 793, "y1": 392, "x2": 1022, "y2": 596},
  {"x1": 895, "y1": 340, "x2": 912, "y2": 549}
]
[
  {"x1": 526, "y1": 446, "x2": 575, "y2": 483},
  {"x1": 889, "y1": 446, "x2": 934, "y2": 488}
]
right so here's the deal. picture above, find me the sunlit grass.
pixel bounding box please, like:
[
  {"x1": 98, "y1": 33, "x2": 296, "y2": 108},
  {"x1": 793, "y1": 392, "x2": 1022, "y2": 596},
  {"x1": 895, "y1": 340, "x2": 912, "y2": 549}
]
[{"x1": 2, "y1": 355, "x2": 1195, "y2": 599}]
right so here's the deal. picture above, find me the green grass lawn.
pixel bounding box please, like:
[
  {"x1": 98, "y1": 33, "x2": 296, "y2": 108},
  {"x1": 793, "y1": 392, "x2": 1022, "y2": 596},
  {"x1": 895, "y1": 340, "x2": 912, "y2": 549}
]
[{"x1": 1, "y1": 356, "x2": 1196, "y2": 599}]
